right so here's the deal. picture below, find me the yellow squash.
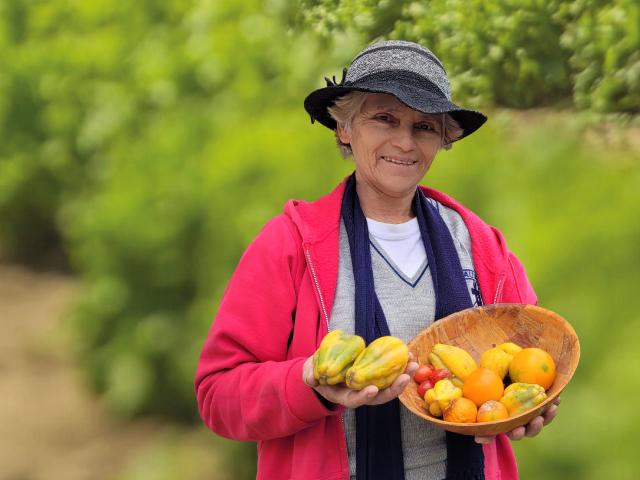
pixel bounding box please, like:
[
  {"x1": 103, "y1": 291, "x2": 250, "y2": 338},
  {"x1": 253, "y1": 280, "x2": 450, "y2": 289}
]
[
  {"x1": 433, "y1": 378, "x2": 463, "y2": 410},
  {"x1": 499, "y1": 382, "x2": 547, "y2": 416},
  {"x1": 424, "y1": 388, "x2": 443, "y2": 417},
  {"x1": 423, "y1": 379, "x2": 464, "y2": 418},
  {"x1": 345, "y1": 336, "x2": 408, "y2": 390},
  {"x1": 313, "y1": 330, "x2": 365, "y2": 385}
]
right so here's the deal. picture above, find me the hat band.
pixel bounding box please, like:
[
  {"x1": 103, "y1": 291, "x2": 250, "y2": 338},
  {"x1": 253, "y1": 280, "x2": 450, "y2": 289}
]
[
  {"x1": 351, "y1": 44, "x2": 446, "y2": 73},
  {"x1": 346, "y1": 69, "x2": 450, "y2": 101}
]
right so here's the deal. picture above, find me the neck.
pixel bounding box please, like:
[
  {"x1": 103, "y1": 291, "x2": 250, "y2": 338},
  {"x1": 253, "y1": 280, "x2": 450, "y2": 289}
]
[{"x1": 355, "y1": 175, "x2": 416, "y2": 224}]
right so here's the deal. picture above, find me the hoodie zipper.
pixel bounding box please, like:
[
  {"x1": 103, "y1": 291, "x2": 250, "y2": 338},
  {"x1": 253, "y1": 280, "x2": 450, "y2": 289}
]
[
  {"x1": 304, "y1": 246, "x2": 330, "y2": 331},
  {"x1": 493, "y1": 275, "x2": 505, "y2": 304},
  {"x1": 305, "y1": 245, "x2": 349, "y2": 476}
]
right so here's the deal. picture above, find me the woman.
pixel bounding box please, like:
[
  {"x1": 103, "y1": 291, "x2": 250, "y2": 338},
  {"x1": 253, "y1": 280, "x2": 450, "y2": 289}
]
[{"x1": 195, "y1": 40, "x2": 558, "y2": 480}]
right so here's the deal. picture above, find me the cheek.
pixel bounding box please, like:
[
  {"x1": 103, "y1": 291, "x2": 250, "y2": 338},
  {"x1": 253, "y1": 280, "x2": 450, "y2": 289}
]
[
  {"x1": 420, "y1": 141, "x2": 441, "y2": 162},
  {"x1": 352, "y1": 137, "x2": 382, "y2": 164}
]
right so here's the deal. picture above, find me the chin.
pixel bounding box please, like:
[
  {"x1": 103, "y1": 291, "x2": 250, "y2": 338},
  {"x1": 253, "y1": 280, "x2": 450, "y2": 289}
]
[{"x1": 377, "y1": 177, "x2": 421, "y2": 197}]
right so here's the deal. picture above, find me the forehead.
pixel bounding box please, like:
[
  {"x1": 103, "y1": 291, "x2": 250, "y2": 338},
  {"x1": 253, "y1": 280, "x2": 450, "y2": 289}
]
[{"x1": 360, "y1": 93, "x2": 436, "y2": 120}]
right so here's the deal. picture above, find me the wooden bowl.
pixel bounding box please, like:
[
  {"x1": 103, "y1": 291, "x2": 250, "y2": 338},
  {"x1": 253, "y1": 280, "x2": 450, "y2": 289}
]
[{"x1": 399, "y1": 303, "x2": 580, "y2": 436}]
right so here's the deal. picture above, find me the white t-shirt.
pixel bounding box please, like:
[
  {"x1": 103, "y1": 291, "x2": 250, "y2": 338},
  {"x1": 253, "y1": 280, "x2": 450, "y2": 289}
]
[{"x1": 366, "y1": 217, "x2": 426, "y2": 278}]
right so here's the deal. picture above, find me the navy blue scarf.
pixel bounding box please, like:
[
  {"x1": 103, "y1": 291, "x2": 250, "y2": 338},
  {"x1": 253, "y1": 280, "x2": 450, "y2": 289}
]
[{"x1": 341, "y1": 174, "x2": 484, "y2": 480}]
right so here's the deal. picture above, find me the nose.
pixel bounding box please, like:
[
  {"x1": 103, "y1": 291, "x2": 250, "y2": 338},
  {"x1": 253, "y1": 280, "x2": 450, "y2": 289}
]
[{"x1": 390, "y1": 124, "x2": 416, "y2": 152}]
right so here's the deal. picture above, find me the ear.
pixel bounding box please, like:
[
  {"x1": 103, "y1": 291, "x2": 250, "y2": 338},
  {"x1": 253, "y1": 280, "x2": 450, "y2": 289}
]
[{"x1": 336, "y1": 122, "x2": 351, "y2": 145}]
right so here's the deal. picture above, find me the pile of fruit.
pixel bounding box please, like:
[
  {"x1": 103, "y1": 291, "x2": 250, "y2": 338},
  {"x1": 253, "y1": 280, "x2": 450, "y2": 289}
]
[
  {"x1": 414, "y1": 343, "x2": 556, "y2": 424},
  {"x1": 313, "y1": 330, "x2": 409, "y2": 390}
]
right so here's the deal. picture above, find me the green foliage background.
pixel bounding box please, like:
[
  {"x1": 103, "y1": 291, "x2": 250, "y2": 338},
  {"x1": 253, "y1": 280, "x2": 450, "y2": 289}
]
[{"x1": 1, "y1": 0, "x2": 639, "y2": 479}]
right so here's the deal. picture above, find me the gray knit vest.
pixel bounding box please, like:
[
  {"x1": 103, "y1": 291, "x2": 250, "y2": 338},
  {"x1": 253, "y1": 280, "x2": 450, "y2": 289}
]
[{"x1": 329, "y1": 199, "x2": 482, "y2": 480}]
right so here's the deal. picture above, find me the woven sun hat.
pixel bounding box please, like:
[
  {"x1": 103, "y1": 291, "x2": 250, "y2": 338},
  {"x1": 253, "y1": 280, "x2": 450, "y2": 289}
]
[{"x1": 304, "y1": 40, "x2": 487, "y2": 141}]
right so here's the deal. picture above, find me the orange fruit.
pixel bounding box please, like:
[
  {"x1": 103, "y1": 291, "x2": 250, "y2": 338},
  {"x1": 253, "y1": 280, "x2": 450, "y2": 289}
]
[
  {"x1": 443, "y1": 397, "x2": 477, "y2": 423},
  {"x1": 509, "y1": 347, "x2": 556, "y2": 390},
  {"x1": 462, "y1": 367, "x2": 505, "y2": 407},
  {"x1": 476, "y1": 400, "x2": 509, "y2": 422}
]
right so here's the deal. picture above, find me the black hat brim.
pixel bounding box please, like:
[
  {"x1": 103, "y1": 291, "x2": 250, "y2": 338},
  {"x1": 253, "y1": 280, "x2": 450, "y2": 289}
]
[{"x1": 304, "y1": 71, "x2": 487, "y2": 141}]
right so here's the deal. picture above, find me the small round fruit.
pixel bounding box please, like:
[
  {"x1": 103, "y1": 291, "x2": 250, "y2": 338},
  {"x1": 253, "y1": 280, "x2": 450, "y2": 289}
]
[
  {"x1": 509, "y1": 347, "x2": 556, "y2": 390},
  {"x1": 443, "y1": 397, "x2": 478, "y2": 423},
  {"x1": 462, "y1": 367, "x2": 505, "y2": 407},
  {"x1": 414, "y1": 364, "x2": 434, "y2": 384},
  {"x1": 428, "y1": 401, "x2": 443, "y2": 417},
  {"x1": 476, "y1": 400, "x2": 509, "y2": 422},
  {"x1": 424, "y1": 388, "x2": 437, "y2": 405},
  {"x1": 417, "y1": 380, "x2": 433, "y2": 398},
  {"x1": 431, "y1": 368, "x2": 451, "y2": 383},
  {"x1": 497, "y1": 342, "x2": 522, "y2": 356},
  {"x1": 480, "y1": 347, "x2": 511, "y2": 379}
]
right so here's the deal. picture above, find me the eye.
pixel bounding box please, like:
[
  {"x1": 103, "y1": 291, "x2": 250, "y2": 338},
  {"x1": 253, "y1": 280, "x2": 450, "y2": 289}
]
[
  {"x1": 374, "y1": 113, "x2": 393, "y2": 123},
  {"x1": 416, "y1": 122, "x2": 436, "y2": 132}
]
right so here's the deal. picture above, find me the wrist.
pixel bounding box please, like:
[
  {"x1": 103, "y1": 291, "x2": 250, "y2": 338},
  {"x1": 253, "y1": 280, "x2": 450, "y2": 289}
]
[{"x1": 311, "y1": 387, "x2": 339, "y2": 410}]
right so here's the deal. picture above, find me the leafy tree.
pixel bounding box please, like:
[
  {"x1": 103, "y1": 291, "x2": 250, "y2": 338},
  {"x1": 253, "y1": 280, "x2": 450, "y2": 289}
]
[{"x1": 298, "y1": 0, "x2": 639, "y2": 112}]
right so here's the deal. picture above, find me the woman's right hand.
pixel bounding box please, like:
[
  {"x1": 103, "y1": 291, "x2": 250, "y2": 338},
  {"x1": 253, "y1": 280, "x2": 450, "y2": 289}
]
[{"x1": 302, "y1": 354, "x2": 418, "y2": 409}]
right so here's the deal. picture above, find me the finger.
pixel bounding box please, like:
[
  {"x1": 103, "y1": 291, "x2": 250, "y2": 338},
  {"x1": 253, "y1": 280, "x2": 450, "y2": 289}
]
[
  {"x1": 302, "y1": 358, "x2": 318, "y2": 387},
  {"x1": 367, "y1": 373, "x2": 411, "y2": 405},
  {"x1": 345, "y1": 385, "x2": 379, "y2": 408},
  {"x1": 553, "y1": 396, "x2": 561, "y2": 406},
  {"x1": 405, "y1": 361, "x2": 419, "y2": 376},
  {"x1": 525, "y1": 416, "x2": 544, "y2": 437},
  {"x1": 507, "y1": 426, "x2": 526, "y2": 441},
  {"x1": 474, "y1": 435, "x2": 495, "y2": 444},
  {"x1": 304, "y1": 370, "x2": 319, "y2": 387},
  {"x1": 314, "y1": 384, "x2": 351, "y2": 407},
  {"x1": 542, "y1": 404, "x2": 558, "y2": 426}
]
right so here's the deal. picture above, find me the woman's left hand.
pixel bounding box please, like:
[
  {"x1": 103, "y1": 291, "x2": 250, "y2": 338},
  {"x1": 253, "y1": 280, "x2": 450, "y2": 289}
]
[{"x1": 474, "y1": 397, "x2": 561, "y2": 444}]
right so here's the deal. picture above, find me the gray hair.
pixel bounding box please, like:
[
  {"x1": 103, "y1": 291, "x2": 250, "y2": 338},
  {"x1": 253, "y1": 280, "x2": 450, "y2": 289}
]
[{"x1": 327, "y1": 91, "x2": 464, "y2": 158}]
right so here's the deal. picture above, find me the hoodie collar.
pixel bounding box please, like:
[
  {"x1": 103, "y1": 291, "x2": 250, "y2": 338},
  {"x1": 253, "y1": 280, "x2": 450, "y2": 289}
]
[
  {"x1": 284, "y1": 180, "x2": 346, "y2": 246},
  {"x1": 284, "y1": 177, "x2": 508, "y2": 318},
  {"x1": 284, "y1": 176, "x2": 506, "y2": 270}
]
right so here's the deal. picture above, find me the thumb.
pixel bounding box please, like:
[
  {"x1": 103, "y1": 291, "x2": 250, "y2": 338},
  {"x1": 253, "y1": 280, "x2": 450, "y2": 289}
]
[{"x1": 302, "y1": 356, "x2": 318, "y2": 387}]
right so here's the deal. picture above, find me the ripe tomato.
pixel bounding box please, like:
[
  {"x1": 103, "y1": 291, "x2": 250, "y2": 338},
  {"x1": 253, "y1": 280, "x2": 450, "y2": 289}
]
[
  {"x1": 417, "y1": 380, "x2": 434, "y2": 398},
  {"x1": 414, "y1": 364, "x2": 435, "y2": 384},
  {"x1": 431, "y1": 368, "x2": 451, "y2": 383}
]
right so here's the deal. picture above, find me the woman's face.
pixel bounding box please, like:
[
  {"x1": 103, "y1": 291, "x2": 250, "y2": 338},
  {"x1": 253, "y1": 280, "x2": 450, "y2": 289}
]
[{"x1": 337, "y1": 93, "x2": 443, "y2": 200}]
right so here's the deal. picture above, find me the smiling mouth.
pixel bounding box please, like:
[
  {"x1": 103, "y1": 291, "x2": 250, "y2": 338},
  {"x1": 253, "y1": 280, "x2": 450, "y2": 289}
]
[{"x1": 381, "y1": 155, "x2": 417, "y2": 166}]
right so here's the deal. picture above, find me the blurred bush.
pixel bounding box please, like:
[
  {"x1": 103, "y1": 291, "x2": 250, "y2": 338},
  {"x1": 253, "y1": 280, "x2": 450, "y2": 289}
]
[
  {"x1": 393, "y1": 0, "x2": 572, "y2": 107},
  {"x1": 0, "y1": 0, "x2": 352, "y2": 266},
  {"x1": 1, "y1": 1, "x2": 640, "y2": 478},
  {"x1": 115, "y1": 427, "x2": 256, "y2": 480},
  {"x1": 562, "y1": 0, "x2": 640, "y2": 112},
  {"x1": 41, "y1": 0, "x2": 352, "y2": 419},
  {"x1": 299, "y1": 0, "x2": 640, "y2": 111}
]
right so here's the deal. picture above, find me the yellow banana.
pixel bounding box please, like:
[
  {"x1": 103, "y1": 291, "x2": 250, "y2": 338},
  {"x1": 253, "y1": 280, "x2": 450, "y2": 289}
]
[
  {"x1": 427, "y1": 352, "x2": 447, "y2": 370},
  {"x1": 429, "y1": 343, "x2": 478, "y2": 382}
]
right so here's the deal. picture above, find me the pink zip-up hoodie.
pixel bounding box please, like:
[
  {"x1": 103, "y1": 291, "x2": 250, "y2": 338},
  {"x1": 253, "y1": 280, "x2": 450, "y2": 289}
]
[{"x1": 195, "y1": 179, "x2": 537, "y2": 480}]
